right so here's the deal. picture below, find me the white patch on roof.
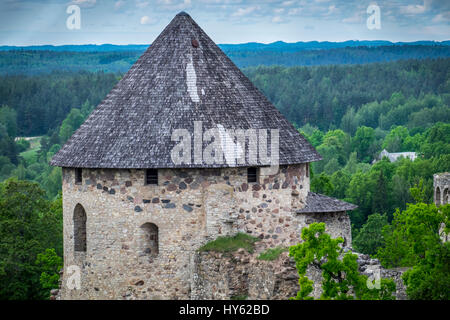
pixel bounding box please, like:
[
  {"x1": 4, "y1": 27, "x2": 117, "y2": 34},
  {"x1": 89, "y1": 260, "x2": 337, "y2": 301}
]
[
  {"x1": 217, "y1": 124, "x2": 243, "y2": 167},
  {"x1": 186, "y1": 54, "x2": 200, "y2": 103}
]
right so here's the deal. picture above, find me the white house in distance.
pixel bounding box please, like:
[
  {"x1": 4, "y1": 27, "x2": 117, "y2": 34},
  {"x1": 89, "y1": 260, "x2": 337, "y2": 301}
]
[{"x1": 373, "y1": 149, "x2": 418, "y2": 164}]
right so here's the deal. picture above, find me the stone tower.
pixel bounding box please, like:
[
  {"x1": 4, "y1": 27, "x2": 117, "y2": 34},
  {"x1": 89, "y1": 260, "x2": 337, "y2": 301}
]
[
  {"x1": 50, "y1": 12, "x2": 357, "y2": 300},
  {"x1": 434, "y1": 173, "x2": 450, "y2": 206}
]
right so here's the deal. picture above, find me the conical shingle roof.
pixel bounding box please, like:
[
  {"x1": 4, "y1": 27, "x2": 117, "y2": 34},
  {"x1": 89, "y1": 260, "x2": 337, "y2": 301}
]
[{"x1": 50, "y1": 12, "x2": 321, "y2": 169}]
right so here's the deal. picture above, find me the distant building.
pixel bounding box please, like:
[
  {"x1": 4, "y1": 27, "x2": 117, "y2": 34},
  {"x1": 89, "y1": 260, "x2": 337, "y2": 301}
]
[{"x1": 373, "y1": 149, "x2": 417, "y2": 164}]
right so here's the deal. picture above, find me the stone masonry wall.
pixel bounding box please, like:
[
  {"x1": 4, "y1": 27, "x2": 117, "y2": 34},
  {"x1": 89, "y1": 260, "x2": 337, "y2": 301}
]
[
  {"x1": 191, "y1": 250, "x2": 408, "y2": 300},
  {"x1": 59, "y1": 164, "x2": 352, "y2": 300}
]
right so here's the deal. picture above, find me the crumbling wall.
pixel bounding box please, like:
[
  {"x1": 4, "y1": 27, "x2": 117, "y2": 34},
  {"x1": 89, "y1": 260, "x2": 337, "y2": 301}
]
[{"x1": 191, "y1": 249, "x2": 408, "y2": 300}]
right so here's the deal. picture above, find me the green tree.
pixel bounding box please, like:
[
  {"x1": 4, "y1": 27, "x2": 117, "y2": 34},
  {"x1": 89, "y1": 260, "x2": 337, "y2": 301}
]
[
  {"x1": 340, "y1": 107, "x2": 359, "y2": 135},
  {"x1": 420, "y1": 122, "x2": 450, "y2": 158},
  {"x1": 382, "y1": 126, "x2": 409, "y2": 152},
  {"x1": 377, "y1": 202, "x2": 448, "y2": 263},
  {"x1": 352, "y1": 126, "x2": 376, "y2": 163},
  {"x1": 353, "y1": 213, "x2": 389, "y2": 256},
  {"x1": 0, "y1": 105, "x2": 18, "y2": 138},
  {"x1": 311, "y1": 172, "x2": 334, "y2": 196},
  {"x1": 58, "y1": 108, "x2": 85, "y2": 144},
  {"x1": 35, "y1": 248, "x2": 63, "y2": 293},
  {"x1": 15, "y1": 138, "x2": 30, "y2": 153},
  {"x1": 0, "y1": 178, "x2": 63, "y2": 299},
  {"x1": 330, "y1": 170, "x2": 351, "y2": 199},
  {"x1": 324, "y1": 158, "x2": 341, "y2": 175},
  {"x1": 371, "y1": 169, "x2": 390, "y2": 216},
  {"x1": 377, "y1": 202, "x2": 449, "y2": 299},
  {"x1": 346, "y1": 171, "x2": 373, "y2": 227},
  {"x1": 289, "y1": 223, "x2": 396, "y2": 300}
]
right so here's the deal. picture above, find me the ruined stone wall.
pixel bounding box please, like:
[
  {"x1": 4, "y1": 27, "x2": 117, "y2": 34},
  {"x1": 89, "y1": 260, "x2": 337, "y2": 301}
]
[
  {"x1": 60, "y1": 164, "x2": 347, "y2": 300},
  {"x1": 191, "y1": 250, "x2": 408, "y2": 300},
  {"x1": 434, "y1": 173, "x2": 450, "y2": 206}
]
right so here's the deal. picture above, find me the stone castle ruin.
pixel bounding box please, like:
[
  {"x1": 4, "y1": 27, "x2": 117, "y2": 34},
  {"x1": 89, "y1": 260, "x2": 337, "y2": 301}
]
[
  {"x1": 50, "y1": 12, "x2": 358, "y2": 300},
  {"x1": 434, "y1": 173, "x2": 449, "y2": 243},
  {"x1": 434, "y1": 173, "x2": 449, "y2": 207}
]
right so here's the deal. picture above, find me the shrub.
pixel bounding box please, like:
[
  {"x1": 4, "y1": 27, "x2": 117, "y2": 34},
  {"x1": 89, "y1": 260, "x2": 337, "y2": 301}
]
[{"x1": 198, "y1": 233, "x2": 260, "y2": 253}]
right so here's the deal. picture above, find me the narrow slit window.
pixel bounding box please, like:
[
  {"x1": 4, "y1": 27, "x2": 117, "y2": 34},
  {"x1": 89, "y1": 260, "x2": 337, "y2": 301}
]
[
  {"x1": 74, "y1": 204, "x2": 87, "y2": 252},
  {"x1": 247, "y1": 167, "x2": 258, "y2": 183},
  {"x1": 75, "y1": 168, "x2": 82, "y2": 184},
  {"x1": 146, "y1": 169, "x2": 158, "y2": 185},
  {"x1": 306, "y1": 163, "x2": 309, "y2": 178}
]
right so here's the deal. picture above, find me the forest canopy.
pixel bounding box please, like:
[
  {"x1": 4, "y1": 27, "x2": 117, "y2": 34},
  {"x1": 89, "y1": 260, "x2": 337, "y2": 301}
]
[{"x1": 0, "y1": 46, "x2": 448, "y2": 299}]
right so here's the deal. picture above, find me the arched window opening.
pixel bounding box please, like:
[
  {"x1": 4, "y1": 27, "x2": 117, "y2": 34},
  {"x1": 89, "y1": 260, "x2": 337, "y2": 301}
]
[
  {"x1": 74, "y1": 204, "x2": 87, "y2": 252},
  {"x1": 444, "y1": 188, "x2": 449, "y2": 205},
  {"x1": 435, "y1": 187, "x2": 441, "y2": 206},
  {"x1": 139, "y1": 223, "x2": 159, "y2": 257}
]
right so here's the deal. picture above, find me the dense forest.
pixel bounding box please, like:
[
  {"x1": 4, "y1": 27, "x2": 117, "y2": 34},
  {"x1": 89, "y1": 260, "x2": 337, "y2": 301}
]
[
  {"x1": 0, "y1": 44, "x2": 449, "y2": 75},
  {"x1": 0, "y1": 47, "x2": 448, "y2": 299},
  {"x1": 245, "y1": 58, "x2": 450, "y2": 130},
  {"x1": 0, "y1": 72, "x2": 118, "y2": 136},
  {"x1": 0, "y1": 58, "x2": 448, "y2": 137}
]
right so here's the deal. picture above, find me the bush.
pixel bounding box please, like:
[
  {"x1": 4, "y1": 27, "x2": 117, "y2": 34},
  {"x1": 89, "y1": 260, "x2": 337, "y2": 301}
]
[
  {"x1": 289, "y1": 222, "x2": 396, "y2": 300},
  {"x1": 257, "y1": 247, "x2": 288, "y2": 261},
  {"x1": 199, "y1": 233, "x2": 260, "y2": 253},
  {"x1": 16, "y1": 138, "x2": 30, "y2": 152}
]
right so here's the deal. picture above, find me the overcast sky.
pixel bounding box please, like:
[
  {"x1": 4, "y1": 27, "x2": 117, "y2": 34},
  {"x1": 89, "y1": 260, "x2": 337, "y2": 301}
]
[{"x1": 0, "y1": 0, "x2": 449, "y2": 45}]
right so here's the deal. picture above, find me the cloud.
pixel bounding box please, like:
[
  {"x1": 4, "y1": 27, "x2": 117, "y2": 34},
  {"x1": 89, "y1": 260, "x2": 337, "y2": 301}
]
[
  {"x1": 274, "y1": 8, "x2": 285, "y2": 14},
  {"x1": 114, "y1": 0, "x2": 126, "y2": 10},
  {"x1": 324, "y1": 4, "x2": 338, "y2": 16},
  {"x1": 400, "y1": 0, "x2": 431, "y2": 15},
  {"x1": 69, "y1": 0, "x2": 97, "y2": 8},
  {"x1": 232, "y1": 6, "x2": 258, "y2": 17},
  {"x1": 140, "y1": 15, "x2": 156, "y2": 24},
  {"x1": 281, "y1": 0, "x2": 295, "y2": 6},
  {"x1": 136, "y1": 0, "x2": 150, "y2": 9},
  {"x1": 342, "y1": 11, "x2": 363, "y2": 23},
  {"x1": 288, "y1": 8, "x2": 302, "y2": 15},
  {"x1": 157, "y1": 0, "x2": 192, "y2": 10},
  {"x1": 198, "y1": 0, "x2": 243, "y2": 3},
  {"x1": 432, "y1": 11, "x2": 450, "y2": 23},
  {"x1": 272, "y1": 16, "x2": 283, "y2": 23}
]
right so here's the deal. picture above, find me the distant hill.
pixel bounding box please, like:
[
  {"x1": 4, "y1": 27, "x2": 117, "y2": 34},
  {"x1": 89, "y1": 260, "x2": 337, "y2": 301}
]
[
  {"x1": 1, "y1": 40, "x2": 449, "y2": 52},
  {"x1": 0, "y1": 41, "x2": 449, "y2": 74}
]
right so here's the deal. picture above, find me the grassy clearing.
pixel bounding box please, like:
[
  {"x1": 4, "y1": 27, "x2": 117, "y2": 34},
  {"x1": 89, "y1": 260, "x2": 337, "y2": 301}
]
[
  {"x1": 20, "y1": 148, "x2": 38, "y2": 163},
  {"x1": 257, "y1": 247, "x2": 289, "y2": 261},
  {"x1": 198, "y1": 233, "x2": 260, "y2": 254}
]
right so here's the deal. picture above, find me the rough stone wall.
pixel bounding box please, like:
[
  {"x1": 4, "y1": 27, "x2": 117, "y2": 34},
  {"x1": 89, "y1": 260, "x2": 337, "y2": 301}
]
[
  {"x1": 433, "y1": 173, "x2": 449, "y2": 243},
  {"x1": 434, "y1": 172, "x2": 450, "y2": 206},
  {"x1": 59, "y1": 164, "x2": 352, "y2": 300},
  {"x1": 191, "y1": 250, "x2": 408, "y2": 300},
  {"x1": 191, "y1": 250, "x2": 299, "y2": 300}
]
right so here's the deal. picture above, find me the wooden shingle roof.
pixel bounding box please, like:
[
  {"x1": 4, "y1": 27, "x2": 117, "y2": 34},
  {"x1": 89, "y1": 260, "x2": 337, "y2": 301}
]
[
  {"x1": 296, "y1": 192, "x2": 358, "y2": 213},
  {"x1": 50, "y1": 12, "x2": 321, "y2": 169}
]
